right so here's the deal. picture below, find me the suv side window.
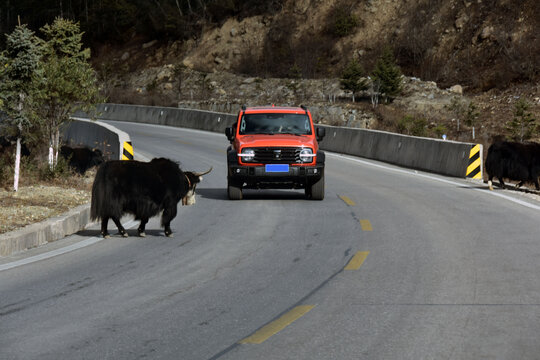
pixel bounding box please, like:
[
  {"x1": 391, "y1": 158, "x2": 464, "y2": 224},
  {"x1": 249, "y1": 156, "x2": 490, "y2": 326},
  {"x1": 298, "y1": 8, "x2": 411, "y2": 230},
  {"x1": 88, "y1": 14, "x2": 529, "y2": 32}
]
[{"x1": 240, "y1": 116, "x2": 247, "y2": 133}]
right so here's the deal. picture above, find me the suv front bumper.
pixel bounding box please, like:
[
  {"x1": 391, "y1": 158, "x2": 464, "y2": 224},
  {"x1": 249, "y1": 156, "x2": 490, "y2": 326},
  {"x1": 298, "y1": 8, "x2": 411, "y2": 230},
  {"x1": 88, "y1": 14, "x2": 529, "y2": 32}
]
[{"x1": 228, "y1": 164, "x2": 324, "y2": 189}]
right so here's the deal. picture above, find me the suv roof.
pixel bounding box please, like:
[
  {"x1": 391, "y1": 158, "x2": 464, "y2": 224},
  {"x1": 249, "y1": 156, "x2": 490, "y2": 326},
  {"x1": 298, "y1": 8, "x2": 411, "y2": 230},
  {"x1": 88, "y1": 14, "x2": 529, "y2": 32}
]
[{"x1": 242, "y1": 105, "x2": 309, "y2": 114}]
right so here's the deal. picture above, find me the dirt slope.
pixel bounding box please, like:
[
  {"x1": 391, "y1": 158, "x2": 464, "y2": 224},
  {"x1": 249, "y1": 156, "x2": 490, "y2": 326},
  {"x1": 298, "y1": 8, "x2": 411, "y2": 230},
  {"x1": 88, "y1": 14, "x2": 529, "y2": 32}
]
[{"x1": 93, "y1": 0, "x2": 539, "y2": 148}]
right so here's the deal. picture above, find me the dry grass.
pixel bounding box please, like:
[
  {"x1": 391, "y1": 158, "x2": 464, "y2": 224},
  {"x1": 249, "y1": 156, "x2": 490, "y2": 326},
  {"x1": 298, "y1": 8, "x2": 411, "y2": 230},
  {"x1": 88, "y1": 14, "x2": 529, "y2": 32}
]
[{"x1": 0, "y1": 169, "x2": 94, "y2": 235}]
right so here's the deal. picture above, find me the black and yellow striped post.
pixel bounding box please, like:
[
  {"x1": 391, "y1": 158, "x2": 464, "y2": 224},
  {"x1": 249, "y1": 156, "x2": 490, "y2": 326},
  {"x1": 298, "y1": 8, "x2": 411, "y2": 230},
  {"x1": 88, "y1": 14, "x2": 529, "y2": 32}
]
[
  {"x1": 466, "y1": 144, "x2": 482, "y2": 179},
  {"x1": 122, "y1": 141, "x2": 134, "y2": 160}
]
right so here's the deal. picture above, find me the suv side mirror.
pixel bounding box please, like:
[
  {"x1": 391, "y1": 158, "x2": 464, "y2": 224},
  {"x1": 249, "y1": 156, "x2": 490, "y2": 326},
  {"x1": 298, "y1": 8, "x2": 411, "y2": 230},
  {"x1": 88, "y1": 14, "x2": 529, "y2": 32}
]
[
  {"x1": 225, "y1": 127, "x2": 235, "y2": 142},
  {"x1": 316, "y1": 127, "x2": 326, "y2": 142}
]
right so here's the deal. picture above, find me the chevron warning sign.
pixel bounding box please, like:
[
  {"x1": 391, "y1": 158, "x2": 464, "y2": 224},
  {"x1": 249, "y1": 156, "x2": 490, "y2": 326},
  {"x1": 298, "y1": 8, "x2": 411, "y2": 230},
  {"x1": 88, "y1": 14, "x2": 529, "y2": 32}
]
[
  {"x1": 122, "y1": 141, "x2": 134, "y2": 160},
  {"x1": 466, "y1": 144, "x2": 482, "y2": 179}
]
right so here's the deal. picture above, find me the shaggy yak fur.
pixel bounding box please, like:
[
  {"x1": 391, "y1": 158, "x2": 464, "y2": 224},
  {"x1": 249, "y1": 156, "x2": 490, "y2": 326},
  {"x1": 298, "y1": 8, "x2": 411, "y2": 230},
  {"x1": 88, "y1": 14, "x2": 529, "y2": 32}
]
[
  {"x1": 91, "y1": 157, "x2": 211, "y2": 237},
  {"x1": 485, "y1": 141, "x2": 540, "y2": 191},
  {"x1": 60, "y1": 145, "x2": 104, "y2": 174}
]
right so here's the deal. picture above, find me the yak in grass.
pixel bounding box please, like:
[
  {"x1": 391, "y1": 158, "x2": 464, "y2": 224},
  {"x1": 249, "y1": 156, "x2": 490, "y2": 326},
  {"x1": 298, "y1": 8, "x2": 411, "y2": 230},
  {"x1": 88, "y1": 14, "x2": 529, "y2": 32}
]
[
  {"x1": 60, "y1": 145, "x2": 104, "y2": 174},
  {"x1": 91, "y1": 157, "x2": 211, "y2": 238},
  {"x1": 485, "y1": 141, "x2": 540, "y2": 191}
]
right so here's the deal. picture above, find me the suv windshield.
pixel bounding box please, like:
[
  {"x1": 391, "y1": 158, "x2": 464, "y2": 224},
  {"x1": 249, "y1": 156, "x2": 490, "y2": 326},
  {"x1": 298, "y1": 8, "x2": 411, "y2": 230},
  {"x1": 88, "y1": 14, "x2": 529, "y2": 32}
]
[{"x1": 239, "y1": 113, "x2": 312, "y2": 135}]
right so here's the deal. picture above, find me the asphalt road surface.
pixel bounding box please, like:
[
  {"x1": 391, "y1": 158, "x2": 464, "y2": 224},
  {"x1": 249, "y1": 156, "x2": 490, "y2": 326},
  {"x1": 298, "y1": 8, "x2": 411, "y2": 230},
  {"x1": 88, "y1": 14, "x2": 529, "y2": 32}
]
[{"x1": 1, "y1": 121, "x2": 540, "y2": 360}]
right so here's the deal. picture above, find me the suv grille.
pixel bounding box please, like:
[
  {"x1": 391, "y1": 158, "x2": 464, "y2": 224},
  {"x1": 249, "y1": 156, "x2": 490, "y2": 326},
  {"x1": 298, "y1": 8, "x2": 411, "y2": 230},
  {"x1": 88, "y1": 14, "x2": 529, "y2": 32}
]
[{"x1": 253, "y1": 147, "x2": 301, "y2": 163}]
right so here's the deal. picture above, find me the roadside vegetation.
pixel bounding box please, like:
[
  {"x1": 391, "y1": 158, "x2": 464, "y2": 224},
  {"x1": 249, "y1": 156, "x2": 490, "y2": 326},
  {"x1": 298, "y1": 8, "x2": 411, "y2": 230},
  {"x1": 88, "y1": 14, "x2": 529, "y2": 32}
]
[{"x1": 0, "y1": 17, "x2": 101, "y2": 191}]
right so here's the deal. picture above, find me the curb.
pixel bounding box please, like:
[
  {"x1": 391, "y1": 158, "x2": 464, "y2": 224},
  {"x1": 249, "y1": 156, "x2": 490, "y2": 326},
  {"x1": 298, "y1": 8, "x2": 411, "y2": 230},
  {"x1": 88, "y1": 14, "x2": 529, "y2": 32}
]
[
  {"x1": 0, "y1": 204, "x2": 94, "y2": 257},
  {"x1": 0, "y1": 148, "x2": 150, "y2": 259}
]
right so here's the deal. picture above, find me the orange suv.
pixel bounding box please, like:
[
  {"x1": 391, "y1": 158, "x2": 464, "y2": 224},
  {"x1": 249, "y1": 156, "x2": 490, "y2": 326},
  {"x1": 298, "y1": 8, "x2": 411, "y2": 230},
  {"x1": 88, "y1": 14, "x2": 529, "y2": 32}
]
[{"x1": 225, "y1": 105, "x2": 326, "y2": 200}]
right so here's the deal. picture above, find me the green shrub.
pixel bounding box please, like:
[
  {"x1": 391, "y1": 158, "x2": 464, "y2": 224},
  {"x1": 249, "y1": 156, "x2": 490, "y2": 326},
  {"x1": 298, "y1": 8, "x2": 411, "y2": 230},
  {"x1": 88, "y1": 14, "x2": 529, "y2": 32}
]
[
  {"x1": 431, "y1": 124, "x2": 448, "y2": 138},
  {"x1": 146, "y1": 79, "x2": 158, "y2": 93},
  {"x1": 288, "y1": 63, "x2": 302, "y2": 79},
  {"x1": 330, "y1": 6, "x2": 359, "y2": 37},
  {"x1": 398, "y1": 115, "x2": 428, "y2": 136},
  {"x1": 38, "y1": 156, "x2": 73, "y2": 181}
]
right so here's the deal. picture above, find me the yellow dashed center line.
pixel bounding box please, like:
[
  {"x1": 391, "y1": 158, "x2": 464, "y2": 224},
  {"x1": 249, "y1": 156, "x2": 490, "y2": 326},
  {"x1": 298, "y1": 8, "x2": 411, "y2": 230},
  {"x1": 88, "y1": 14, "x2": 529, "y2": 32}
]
[
  {"x1": 339, "y1": 195, "x2": 356, "y2": 206},
  {"x1": 345, "y1": 251, "x2": 370, "y2": 270},
  {"x1": 239, "y1": 305, "x2": 315, "y2": 344},
  {"x1": 359, "y1": 219, "x2": 373, "y2": 231},
  {"x1": 175, "y1": 139, "x2": 194, "y2": 146}
]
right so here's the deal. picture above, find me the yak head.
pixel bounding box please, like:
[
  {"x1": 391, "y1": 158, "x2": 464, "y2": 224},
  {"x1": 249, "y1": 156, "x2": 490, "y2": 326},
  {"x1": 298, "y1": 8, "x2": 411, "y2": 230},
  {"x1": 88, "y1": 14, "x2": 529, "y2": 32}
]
[{"x1": 182, "y1": 167, "x2": 212, "y2": 206}]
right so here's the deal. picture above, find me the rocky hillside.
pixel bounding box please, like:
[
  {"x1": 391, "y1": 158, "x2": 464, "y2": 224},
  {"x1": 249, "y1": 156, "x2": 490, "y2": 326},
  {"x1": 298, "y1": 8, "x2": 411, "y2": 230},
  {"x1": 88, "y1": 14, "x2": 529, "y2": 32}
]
[{"x1": 93, "y1": 0, "x2": 539, "y2": 148}]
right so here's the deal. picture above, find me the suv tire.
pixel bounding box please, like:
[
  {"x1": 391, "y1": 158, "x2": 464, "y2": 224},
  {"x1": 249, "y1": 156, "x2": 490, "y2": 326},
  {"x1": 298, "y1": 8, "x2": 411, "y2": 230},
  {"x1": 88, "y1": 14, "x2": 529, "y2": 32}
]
[
  {"x1": 227, "y1": 181, "x2": 243, "y2": 200},
  {"x1": 306, "y1": 174, "x2": 324, "y2": 200}
]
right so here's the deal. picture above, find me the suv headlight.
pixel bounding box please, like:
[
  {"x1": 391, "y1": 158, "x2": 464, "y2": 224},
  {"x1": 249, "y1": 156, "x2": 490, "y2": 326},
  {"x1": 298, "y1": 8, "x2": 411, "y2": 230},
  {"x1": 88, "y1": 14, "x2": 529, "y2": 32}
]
[
  {"x1": 239, "y1": 148, "x2": 255, "y2": 162},
  {"x1": 299, "y1": 148, "x2": 314, "y2": 163}
]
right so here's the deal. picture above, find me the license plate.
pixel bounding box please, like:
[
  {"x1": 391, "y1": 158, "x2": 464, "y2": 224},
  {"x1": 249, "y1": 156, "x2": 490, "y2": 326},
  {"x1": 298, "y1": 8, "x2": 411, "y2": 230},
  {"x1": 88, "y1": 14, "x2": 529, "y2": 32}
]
[{"x1": 265, "y1": 164, "x2": 289, "y2": 173}]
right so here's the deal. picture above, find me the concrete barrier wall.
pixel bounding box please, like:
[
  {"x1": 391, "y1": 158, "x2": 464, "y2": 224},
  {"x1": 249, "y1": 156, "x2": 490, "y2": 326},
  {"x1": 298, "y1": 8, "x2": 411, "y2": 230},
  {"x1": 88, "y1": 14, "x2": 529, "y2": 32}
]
[
  {"x1": 86, "y1": 103, "x2": 482, "y2": 179},
  {"x1": 62, "y1": 117, "x2": 132, "y2": 161},
  {"x1": 319, "y1": 125, "x2": 476, "y2": 177},
  {"x1": 96, "y1": 103, "x2": 236, "y2": 134}
]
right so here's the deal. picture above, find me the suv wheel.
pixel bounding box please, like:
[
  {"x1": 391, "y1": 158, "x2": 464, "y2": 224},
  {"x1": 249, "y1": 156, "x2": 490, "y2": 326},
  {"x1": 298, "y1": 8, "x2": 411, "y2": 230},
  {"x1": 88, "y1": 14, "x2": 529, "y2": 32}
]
[
  {"x1": 306, "y1": 175, "x2": 324, "y2": 200},
  {"x1": 228, "y1": 181, "x2": 243, "y2": 200}
]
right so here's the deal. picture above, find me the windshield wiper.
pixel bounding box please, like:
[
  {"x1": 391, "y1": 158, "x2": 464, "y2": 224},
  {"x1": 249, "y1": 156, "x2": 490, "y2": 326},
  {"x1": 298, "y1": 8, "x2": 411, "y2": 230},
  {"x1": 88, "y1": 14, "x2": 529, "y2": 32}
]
[{"x1": 279, "y1": 132, "x2": 304, "y2": 136}]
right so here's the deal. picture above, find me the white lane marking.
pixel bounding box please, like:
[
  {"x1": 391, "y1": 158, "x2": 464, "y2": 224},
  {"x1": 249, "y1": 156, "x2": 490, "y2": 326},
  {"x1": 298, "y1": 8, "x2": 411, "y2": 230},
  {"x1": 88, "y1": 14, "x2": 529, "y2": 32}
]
[
  {"x1": 328, "y1": 152, "x2": 540, "y2": 211},
  {"x1": 0, "y1": 220, "x2": 139, "y2": 272}
]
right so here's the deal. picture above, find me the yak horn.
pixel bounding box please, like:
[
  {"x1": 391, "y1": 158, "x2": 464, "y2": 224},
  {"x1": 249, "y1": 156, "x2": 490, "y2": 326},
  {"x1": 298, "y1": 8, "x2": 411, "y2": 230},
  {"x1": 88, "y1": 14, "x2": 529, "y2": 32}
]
[{"x1": 193, "y1": 167, "x2": 213, "y2": 177}]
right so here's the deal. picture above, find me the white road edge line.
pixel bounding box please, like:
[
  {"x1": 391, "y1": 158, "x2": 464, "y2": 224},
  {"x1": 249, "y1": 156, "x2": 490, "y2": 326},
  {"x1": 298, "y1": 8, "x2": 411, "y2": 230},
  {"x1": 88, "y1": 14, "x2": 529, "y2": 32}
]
[
  {"x1": 329, "y1": 152, "x2": 540, "y2": 211},
  {"x1": 0, "y1": 220, "x2": 139, "y2": 272}
]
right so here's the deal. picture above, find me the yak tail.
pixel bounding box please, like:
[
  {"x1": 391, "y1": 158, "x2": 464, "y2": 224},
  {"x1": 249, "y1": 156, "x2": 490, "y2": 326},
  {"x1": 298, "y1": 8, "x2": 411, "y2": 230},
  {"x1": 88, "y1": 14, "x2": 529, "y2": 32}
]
[{"x1": 91, "y1": 162, "x2": 109, "y2": 221}]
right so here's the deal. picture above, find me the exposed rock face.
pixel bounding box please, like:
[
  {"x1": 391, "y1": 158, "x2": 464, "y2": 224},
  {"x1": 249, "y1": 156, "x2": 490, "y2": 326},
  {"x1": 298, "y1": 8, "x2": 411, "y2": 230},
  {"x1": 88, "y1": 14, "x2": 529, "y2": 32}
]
[
  {"x1": 142, "y1": 40, "x2": 158, "y2": 49},
  {"x1": 95, "y1": 0, "x2": 540, "y2": 144},
  {"x1": 111, "y1": 62, "x2": 476, "y2": 129},
  {"x1": 167, "y1": 0, "x2": 538, "y2": 90},
  {"x1": 449, "y1": 85, "x2": 463, "y2": 95},
  {"x1": 479, "y1": 26, "x2": 495, "y2": 41}
]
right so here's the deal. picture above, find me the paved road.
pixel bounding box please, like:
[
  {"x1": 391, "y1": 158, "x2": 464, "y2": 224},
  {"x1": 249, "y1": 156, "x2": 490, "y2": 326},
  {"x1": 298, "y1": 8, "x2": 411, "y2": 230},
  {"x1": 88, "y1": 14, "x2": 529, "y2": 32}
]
[{"x1": 1, "y1": 121, "x2": 540, "y2": 360}]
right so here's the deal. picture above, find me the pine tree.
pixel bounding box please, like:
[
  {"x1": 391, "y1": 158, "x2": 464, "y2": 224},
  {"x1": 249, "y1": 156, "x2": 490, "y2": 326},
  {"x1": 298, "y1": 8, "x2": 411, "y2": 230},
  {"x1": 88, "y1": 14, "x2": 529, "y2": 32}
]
[
  {"x1": 340, "y1": 59, "x2": 368, "y2": 102},
  {"x1": 0, "y1": 25, "x2": 43, "y2": 191},
  {"x1": 371, "y1": 47, "x2": 402, "y2": 103},
  {"x1": 506, "y1": 98, "x2": 537, "y2": 142},
  {"x1": 38, "y1": 17, "x2": 101, "y2": 169}
]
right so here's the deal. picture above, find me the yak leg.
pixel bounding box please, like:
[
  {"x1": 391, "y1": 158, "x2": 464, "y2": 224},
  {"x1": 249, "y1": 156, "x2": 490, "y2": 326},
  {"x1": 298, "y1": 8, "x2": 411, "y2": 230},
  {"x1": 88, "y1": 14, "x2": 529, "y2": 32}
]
[
  {"x1": 100, "y1": 219, "x2": 108, "y2": 238},
  {"x1": 498, "y1": 177, "x2": 506, "y2": 189},
  {"x1": 138, "y1": 218, "x2": 149, "y2": 237},
  {"x1": 111, "y1": 217, "x2": 128, "y2": 237},
  {"x1": 162, "y1": 206, "x2": 177, "y2": 237},
  {"x1": 163, "y1": 217, "x2": 173, "y2": 237},
  {"x1": 488, "y1": 175, "x2": 494, "y2": 191},
  {"x1": 163, "y1": 224, "x2": 173, "y2": 237},
  {"x1": 101, "y1": 217, "x2": 110, "y2": 238}
]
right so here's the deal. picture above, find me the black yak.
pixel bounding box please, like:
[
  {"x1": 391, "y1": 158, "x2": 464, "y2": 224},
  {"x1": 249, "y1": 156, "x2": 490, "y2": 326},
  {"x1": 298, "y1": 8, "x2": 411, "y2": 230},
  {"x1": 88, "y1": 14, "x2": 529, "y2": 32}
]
[
  {"x1": 485, "y1": 141, "x2": 540, "y2": 191},
  {"x1": 60, "y1": 145, "x2": 104, "y2": 174},
  {"x1": 90, "y1": 157, "x2": 212, "y2": 238}
]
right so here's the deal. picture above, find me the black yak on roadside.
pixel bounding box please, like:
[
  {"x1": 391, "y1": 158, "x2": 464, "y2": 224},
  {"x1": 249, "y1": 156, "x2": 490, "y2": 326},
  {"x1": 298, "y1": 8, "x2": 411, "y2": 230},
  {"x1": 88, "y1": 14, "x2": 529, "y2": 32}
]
[
  {"x1": 60, "y1": 145, "x2": 104, "y2": 174},
  {"x1": 485, "y1": 141, "x2": 540, "y2": 191},
  {"x1": 90, "y1": 157, "x2": 211, "y2": 238}
]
